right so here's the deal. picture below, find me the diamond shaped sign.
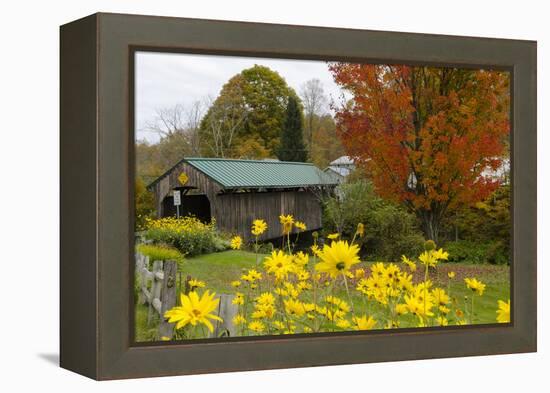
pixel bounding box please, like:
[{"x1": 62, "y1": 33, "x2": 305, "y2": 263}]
[{"x1": 178, "y1": 172, "x2": 189, "y2": 186}]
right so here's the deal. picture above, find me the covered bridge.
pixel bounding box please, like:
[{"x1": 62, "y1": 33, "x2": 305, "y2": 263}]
[{"x1": 147, "y1": 158, "x2": 338, "y2": 240}]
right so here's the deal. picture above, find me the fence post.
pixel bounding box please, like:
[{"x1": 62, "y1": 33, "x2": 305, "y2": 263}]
[
  {"x1": 147, "y1": 260, "x2": 162, "y2": 326},
  {"x1": 212, "y1": 294, "x2": 238, "y2": 338},
  {"x1": 135, "y1": 253, "x2": 148, "y2": 305},
  {"x1": 158, "y1": 260, "x2": 177, "y2": 339}
]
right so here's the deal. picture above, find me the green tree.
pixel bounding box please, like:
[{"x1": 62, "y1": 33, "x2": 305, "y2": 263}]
[
  {"x1": 277, "y1": 95, "x2": 308, "y2": 162},
  {"x1": 135, "y1": 177, "x2": 155, "y2": 230},
  {"x1": 309, "y1": 114, "x2": 346, "y2": 168},
  {"x1": 200, "y1": 65, "x2": 297, "y2": 157}
]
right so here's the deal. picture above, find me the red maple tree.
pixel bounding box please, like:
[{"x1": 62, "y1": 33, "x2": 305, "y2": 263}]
[{"x1": 329, "y1": 64, "x2": 510, "y2": 241}]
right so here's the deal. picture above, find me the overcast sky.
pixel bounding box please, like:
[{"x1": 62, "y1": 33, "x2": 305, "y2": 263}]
[{"x1": 135, "y1": 51, "x2": 347, "y2": 143}]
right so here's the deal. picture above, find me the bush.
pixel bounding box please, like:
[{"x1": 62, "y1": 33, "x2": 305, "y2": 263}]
[
  {"x1": 143, "y1": 216, "x2": 228, "y2": 257},
  {"x1": 323, "y1": 181, "x2": 425, "y2": 261},
  {"x1": 136, "y1": 243, "x2": 185, "y2": 264},
  {"x1": 441, "y1": 184, "x2": 510, "y2": 264},
  {"x1": 444, "y1": 240, "x2": 508, "y2": 265}
]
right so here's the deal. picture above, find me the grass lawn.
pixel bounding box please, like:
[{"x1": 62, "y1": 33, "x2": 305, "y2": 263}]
[
  {"x1": 135, "y1": 250, "x2": 510, "y2": 340},
  {"x1": 178, "y1": 250, "x2": 268, "y2": 293}
]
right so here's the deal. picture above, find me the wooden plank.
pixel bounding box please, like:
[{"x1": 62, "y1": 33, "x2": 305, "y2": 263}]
[
  {"x1": 147, "y1": 261, "x2": 162, "y2": 326},
  {"x1": 158, "y1": 260, "x2": 177, "y2": 339},
  {"x1": 211, "y1": 294, "x2": 237, "y2": 338}
]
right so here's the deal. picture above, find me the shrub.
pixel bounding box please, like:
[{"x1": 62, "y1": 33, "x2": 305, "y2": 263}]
[
  {"x1": 143, "y1": 216, "x2": 228, "y2": 257},
  {"x1": 323, "y1": 180, "x2": 424, "y2": 261},
  {"x1": 441, "y1": 184, "x2": 510, "y2": 263},
  {"x1": 444, "y1": 240, "x2": 508, "y2": 265},
  {"x1": 136, "y1": 243, "x2": 185, "y2": 264}
]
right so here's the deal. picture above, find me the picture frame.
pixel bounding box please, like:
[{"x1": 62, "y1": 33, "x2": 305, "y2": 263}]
[{"x1": 60, "y1": 12, "x2": 536, "y2": 380}]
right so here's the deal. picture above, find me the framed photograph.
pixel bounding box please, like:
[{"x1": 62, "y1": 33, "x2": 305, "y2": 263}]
[{"x1": 60, "y1": 13, "x2": 536, "y2": 380}]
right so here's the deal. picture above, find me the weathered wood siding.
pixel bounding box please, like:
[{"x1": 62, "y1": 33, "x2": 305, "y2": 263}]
[
  {"x1": 150, "y1": 161, "x2": 222, "y2": 217},
  {"x1": 216, "y1": 191, "x2": 322, "y2": 240}
]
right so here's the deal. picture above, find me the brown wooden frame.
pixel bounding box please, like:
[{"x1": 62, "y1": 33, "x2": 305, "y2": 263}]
[{"x1": 60, "y1": 12, "x2": 537, "y2": 380}]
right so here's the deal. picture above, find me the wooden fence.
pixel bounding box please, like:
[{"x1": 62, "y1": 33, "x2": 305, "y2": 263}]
[{"x1": 135, "y1": 252, "x2": 238, "y2": 340}]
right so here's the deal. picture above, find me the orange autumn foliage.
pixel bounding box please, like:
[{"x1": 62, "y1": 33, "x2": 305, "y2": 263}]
[{"x1": 329, "y1": 64, "x2": 509, "y2": 241}]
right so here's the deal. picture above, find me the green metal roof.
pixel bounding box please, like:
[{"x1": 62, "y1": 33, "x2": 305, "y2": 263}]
[{"x1": 185, "y1": 158, "x2": 338, "y2": 189}]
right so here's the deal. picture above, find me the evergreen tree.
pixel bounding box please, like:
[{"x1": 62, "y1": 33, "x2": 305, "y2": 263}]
[{"x1": 277, "y1": 96, "x2": 308, "y2": 162}]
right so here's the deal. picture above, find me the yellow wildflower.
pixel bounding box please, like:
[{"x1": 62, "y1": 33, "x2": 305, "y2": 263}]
[
  {"x1": 164, "y1": 290, "x2": 222, "y2": 332},
  {"x1": 431, "y1": 288, "x2": 450, "y2": 308},
  {"x1": 371, "y1": 262, "x2": 386, "y2": 278},
  {"x1": 315, "y1": 240, "x2": 360, "y2": 278},
  {"x1": 401, "y1": 255, "x2": 417, "y2": 272},
  {"x1": 293, "y1": 251, "x2": 309, "y2": 267},
  {"x1": 439, "y1": 306, "x2": 450, "y2": 314},
  {"x1": 336, "y1": 319, "x2": 351, "y2": 329},
  {"x1": 327, "y1": 233, "x2": 340, "y2": 240},
  {"x1": 447, "y1": 271, "x2": 456, "y2": 279},
  {"x1": 248, "y1": 321, "x2": 265, "y2": 333},
  {"x1": 255, "y1": 292, "x2": 275, "y2": 306},
  {"x1": 188, "y1": 279, "x2": 205, "y2": 289},
  {"x1": 325, "y1": 296, "x2": 350, "y2": 313},
  {"x1": 232, "y1": 292, "x2": 244, "y2": 305},
  {"x1": 241, "y1": 269, "x2": 262, "y2": 283},
  {"x1": 353, "y1": 315, "x2": 377, "y2": 330},
  {"x1": 465, "y1": 278, "x2": 486, "y2": 296},
  {"x1": 251, "y1": 219, "x2": 267, "y2": 236},
  {"x1": 279, "y1": 214, "x2": 294, "y2": 234},
  {"x1": 272, "y1": 321, "x2": 286, "y2": 330},
  {"x1": 264, "y1": 250, "x2": 294, "y2": 280},
  {"x1": 354, "y1": 268, "x2": 365, "y2": 279},
  {"x1": 496, "y1": 299, "x2": 511, "y2": 323},
  {"x1": 433, "y1": 248, "x2": 449, "y2": 261},
  {"x1": 296, "y1": 269, "x2": 310, "y2": 281},
  {"x1": 295, "y1": 221, "x2": 307, "y2": 231},
  {"x1": 383, "y1": 263, "x2": 400, "y2": 282},
  {"x1": 419, "y1": 251, "x2": 438, "y2": 267},
  {"x1": 395, "y1": 304, "x2": 408, "y2": 316},
  {"x1": 284, "y1": 299, "x2": 307, "y2": 316},
  {"x1": 232, "y1": 315, "x2": 246, "y2": 325},
  {"x1": 231, "y1": 280, "x2": 241, "y2": 288},
  {"x1": 230, "y1": 235, "x2": 242, "y2": 250},
  {"x1": 311, "y1": 244, "x2": 321, "y2": 256},
  {"x1": 404, "y1": 293, "x2": 434, "y2": 318}
]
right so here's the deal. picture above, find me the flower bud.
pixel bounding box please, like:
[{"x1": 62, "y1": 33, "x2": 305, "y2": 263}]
[{"x1": 424, "y1": 240, "x2": 436, "y2": 251}]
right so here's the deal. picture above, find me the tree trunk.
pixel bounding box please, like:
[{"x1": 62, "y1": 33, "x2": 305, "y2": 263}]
[{"x1": 419, "y1": 210, "x2": 440, "y2": 244}]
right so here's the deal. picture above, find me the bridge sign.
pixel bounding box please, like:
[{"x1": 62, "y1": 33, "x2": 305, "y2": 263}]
[
  {"x1": 173, "y1": 190, "x2": 181, "y2": 206},
  {"x1": 178, "y1": 172, "x2": 189, "y2": 186}
]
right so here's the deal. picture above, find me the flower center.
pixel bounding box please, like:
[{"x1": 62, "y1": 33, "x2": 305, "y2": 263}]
[
  {"x1": 336, "y1": 262, "x2": 346, "y2": 270},
  {"x1": 192, "y1": 309, "x2": 201, "y2": 317}
]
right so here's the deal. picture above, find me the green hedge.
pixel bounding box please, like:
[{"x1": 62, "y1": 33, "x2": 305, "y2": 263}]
[{"x1": 444, "y1": 240, "x2": 509, "y2": 265}]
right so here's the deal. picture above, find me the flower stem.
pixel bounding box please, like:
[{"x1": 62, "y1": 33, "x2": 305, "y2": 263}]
[
  {"x1": 342, "y1": 274, "x2": 356, "y2": 319},
  {"x1": 471, "y1": 295, "x2": 475, "y2": 324}
]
